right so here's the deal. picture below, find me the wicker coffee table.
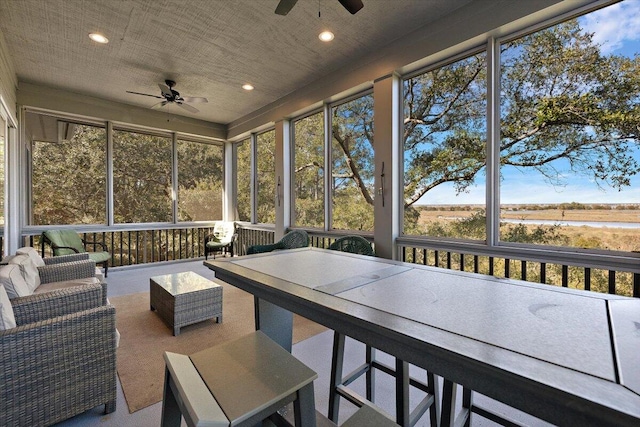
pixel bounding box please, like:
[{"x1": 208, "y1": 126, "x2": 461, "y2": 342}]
[{"x1": 150, "y1": 271, "x2": 223, "y2": 336}]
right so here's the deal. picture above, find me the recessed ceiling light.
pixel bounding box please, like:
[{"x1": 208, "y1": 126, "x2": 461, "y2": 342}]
[
  {"x1": 319, "y1": 31, "x2": 334, "y2": 42},
  {"x1": 242, "y1": 84, "x2": 254, "y2": 91},
  {"x1": 89, "y1": 33, "x2": 109, "y2": 44}
]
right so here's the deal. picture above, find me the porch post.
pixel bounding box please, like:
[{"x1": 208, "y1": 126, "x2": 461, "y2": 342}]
[
  {"x1": 274, "y1": 120, "x2": 290, "y2": 240},
  {"x1": 373, "y1": 73, "x2": 401, "y2": 260}
]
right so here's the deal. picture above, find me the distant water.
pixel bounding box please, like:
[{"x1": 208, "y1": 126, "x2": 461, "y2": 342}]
[{"x1": 500, "y1": 218, "x2": 640, "y2": 229}]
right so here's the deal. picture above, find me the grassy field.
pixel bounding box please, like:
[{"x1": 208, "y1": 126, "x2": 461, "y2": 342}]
[
  {"x1": 416, "y1": 206, "x2": 640, "y2": 253},
  {"x1": 410, "y1": 205, "x2": 639, "y2": 296}
]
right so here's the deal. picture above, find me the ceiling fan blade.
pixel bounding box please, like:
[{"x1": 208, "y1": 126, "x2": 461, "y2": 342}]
[
  {"x1": 181, "y1": 96, "x2": 208, "y2": 103},
  {"x1": 177, "y1": 102, "x2": 199, "y2": 113},
  {"x1": 158, "y1": 84, "x2": 172, "y2": 97},
  {"x1": 275, "y1": 0, "x2": 297, "y2": 15},
  {"x1": 151, "y1": 101, "x2": 168, "y2": 109},
  {"x1": 126, "y1": 91, "x2": 163, "y2": 99},
  {"x1": 338, "y1": 0, "x2": 363, "y2": 14}
]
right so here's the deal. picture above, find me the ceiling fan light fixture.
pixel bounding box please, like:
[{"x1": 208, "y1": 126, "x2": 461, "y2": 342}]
[
  {"x1": 242, "y1": 84, "x2": 254, "y2": 91},
  {"x1": 89, "y1": 33, "x2": 109, "y2": 44},
  {"x1": 319, "y1": 31, "x2": 334, "y2": 42}
]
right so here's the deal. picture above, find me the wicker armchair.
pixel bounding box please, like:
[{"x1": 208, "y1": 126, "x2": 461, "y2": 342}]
[
  {"x1": 0, "y1": 284, "x2": 117, "y2": 426},
  {"x1": 328, "y1": 235, "x2": 374, "y2": 256},
  {"x1": 37, "y1": 259, "x2": 108, "y2": 305},
  {"x1": 247, "y1": 230, "x2": 309, "y2": 255}
]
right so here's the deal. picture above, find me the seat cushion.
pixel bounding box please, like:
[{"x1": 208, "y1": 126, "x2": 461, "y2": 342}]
[
  {"x1": 88, "y1": 251, "x2": 110, "y2": 264},
  {"x1": 16, "y1": 246, "x2": 46, "y2": 267},
  {"x1": 0, "y1": 264, "x2": 31, "y2": 299},
  {"x1": 5, "y1": 254, "x2": 40, "y2": 292},
  {"x1": 43, "y1": 230, "x2": 85, "y2": 256},
  {"x1": 34, "y1": 277, "x2": 100, "y2": 295},
  {"x1": 0, "y1": 284, "x2": 16, "y2": 330}
]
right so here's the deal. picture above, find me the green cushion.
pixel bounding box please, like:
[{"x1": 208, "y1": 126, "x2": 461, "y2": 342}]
[
  {"x1": 88, "y1": 252, "x2": 110, "y2": 263},
  {"x1": 43, "y1": 230, "x2": 85, "y2": 256}
]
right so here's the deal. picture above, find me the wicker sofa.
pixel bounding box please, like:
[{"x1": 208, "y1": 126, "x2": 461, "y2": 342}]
[{"x1": 0, "y1": 284, "x2": 117, "y2": 426}]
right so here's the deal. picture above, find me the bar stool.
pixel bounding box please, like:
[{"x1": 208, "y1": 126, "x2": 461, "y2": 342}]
[
  {"x1": 441, "y1": 381, "x2": 523, "y2": 427},
  {"x1": 161, "y1": 331, "x2": 318, "y2": 427},
  {"x1": 328, "y1": 332, "x2": 440, "y2": 427}
]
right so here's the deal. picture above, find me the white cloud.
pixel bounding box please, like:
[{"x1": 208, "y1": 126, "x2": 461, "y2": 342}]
[{"x1": 580, "y1": 1, "x2": 640, "y2": 55}]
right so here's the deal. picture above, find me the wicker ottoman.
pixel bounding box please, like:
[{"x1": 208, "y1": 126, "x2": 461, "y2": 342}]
[{"x1": 150, "y1": 271, "x2": 223, "y2": 336}]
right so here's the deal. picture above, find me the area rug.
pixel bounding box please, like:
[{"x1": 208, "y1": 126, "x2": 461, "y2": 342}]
[{"x1": 110, "y1": 284, "x2": 327, "y2": 413}]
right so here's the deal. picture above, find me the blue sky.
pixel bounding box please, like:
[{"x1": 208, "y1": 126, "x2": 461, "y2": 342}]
[{"x1": 417, "y1": 1, "x2": 640, "y2": 206}]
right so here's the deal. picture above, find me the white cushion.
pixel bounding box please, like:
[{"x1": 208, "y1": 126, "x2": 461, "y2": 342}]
[
  {"x1": 16, "y1": 246, "x2": 46, "y2": 267},
  {"x1": 0, "y1": 264, "x2": 31, "y2": 299},
  {"x1": 6, "y1": 254, "x2": 40, "y2": 292},
  {"x1": 0, "y1": 284, "x2": 16, "y2": 330}
]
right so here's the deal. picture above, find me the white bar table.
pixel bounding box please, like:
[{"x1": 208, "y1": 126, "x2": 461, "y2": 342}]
[{"x1": 204, "y1": 247, "x2": 640, "y2": 427}]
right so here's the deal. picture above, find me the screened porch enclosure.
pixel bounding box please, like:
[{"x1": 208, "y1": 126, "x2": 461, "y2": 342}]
[{"x1": 7, "y1": 0, "x2": 640, "y2": 301}]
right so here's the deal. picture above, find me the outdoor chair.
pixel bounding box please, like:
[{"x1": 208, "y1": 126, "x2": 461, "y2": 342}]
[
  {"x1": 246, "y1": 229, "x2": 309, "y2": 255},
  {"x1": 204, "y1": 221, "x2": 237, "y2": 260},
  {"x1": 41, "y1": 229, "x2": 111, "y2": 277},
  {"x1": 328, "y1": 236, "x2": 439, "y2": 427},
  {"x1": 0, "y1": 284, "x2": 117, "y2": 426},
  {"x1": 328, "y1": 235, "x2": 374, "y2": 256}
]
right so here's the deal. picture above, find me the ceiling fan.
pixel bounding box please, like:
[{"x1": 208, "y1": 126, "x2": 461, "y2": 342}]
[
  {"x1": 275, "y1": 0, "x2": 363, "y2": 16},
  {"x1": 126, "y1": 80, "x2": 208, "y2": 113}
]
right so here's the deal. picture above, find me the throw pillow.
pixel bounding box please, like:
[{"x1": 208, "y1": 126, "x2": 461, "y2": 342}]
[
  {"x1": 16, "y1": 246, "x2": 46, "y2": 267},
  {"x1": 0, "y1": 284, "x2": 16, "y2": 330},
  {"x1": 0, "y1": 264, "x2": 31, "y2": 299},
  {"x1": 5, "y1": 254, "x2": 40, "y2": 293}
]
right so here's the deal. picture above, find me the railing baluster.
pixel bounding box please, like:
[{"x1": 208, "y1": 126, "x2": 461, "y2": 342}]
[
  {"x1": 584, "y1": 267, "x2": 591, "y2": 291},
  {"x1": 562, "y1": 265, "x2": 568, "y2": 287},
  {"x1": 505, "y1": 259, "x2": 510, "y2": 278},
  {"x1": 489, "y1": 257, "x2": 494, "y2": 276},
  {"x1": 474, "y1": 255, "x2": 479, "y2": 273},
  {"x1": 608, "y1": 270, "x2": 615, "y2": 295},
  {"x1": 521, "y1": 260, "x2": 527, "y2": 281},
  {"x1": 460, "y1": 253, "x2": 465, "y2": 271},
  {"x1": 634, "y1": 273, "x2": 640, "y2": 298},
  {"x1": 540, "y1": 262, "x2": 546, "y2": 284}
]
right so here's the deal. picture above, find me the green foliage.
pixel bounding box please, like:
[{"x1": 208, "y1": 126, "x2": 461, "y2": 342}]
[
  {"x1": 236, "y1": 139, "x2": 252, "y2": 222},
  {"x1": 31, "y1": 123, "x2": 107, "y2": 225},
  {"x1": 177, "y1": 139, "x2": 223, "y2": 221},
  {"x1": 113, "y1": 130, "x2": 173, "y2": 223},
  {"x1": 256, "y1": 130, "x2": 276, "y2": 224},
  {"x1": 294, "y1": 113, "x2": 324, "y2": 228},
  {"x1": 31, "y1": 118, "x2": 224, "y2": 226}
]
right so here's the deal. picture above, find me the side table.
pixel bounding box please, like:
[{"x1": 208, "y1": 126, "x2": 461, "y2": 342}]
[{"x1": 150, "y1": 271, "x2": 223, "y2": 336}]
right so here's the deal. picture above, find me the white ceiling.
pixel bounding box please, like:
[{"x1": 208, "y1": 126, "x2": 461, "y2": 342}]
[{"x1": 0, "y1": 0, "x2": 473, "y2": 126}]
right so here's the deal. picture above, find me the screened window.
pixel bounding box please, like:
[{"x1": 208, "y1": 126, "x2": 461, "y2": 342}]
[
  {"x1": 177, "y1": 140, "x2": 223, "y2": 222},
  {"x1": 402, "y1": 53, "x2": 487, "y2": 239},
  {"x1": 236, "y1": 138, "x2": 252, "y2": 222},
  {"x1": 499, "y1": 1, "x2": 640, "y2": 253},
  {"x1": 256, "y1": 130, "x2": 276, "y2": 224},
  {"x1": 0, "y1": 115, "x2": 5, "y2": 226},
  {"x1": 113, "y1": 129, "x2": 172, "y2": 223},
  {"x1": 331, "y1": 93, "x2": 374, "y2": 231},
  {"x1": 293, "y1": 111, "x2": 324, "y2": 228},
  {"x1": 28, "y1": 113, "x2": 107, "y2": 225}
]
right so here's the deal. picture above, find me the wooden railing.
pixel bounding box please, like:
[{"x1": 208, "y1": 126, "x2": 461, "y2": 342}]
[
  {"x1": 398, "y1": 242, "x2": 640, "y2": 298},
  {"x1": 25, "y1": 226, "x2": 215, "y2": 267},
  {"x1": 19, "y1": 225, "x2": 639, "y2": 298}
]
